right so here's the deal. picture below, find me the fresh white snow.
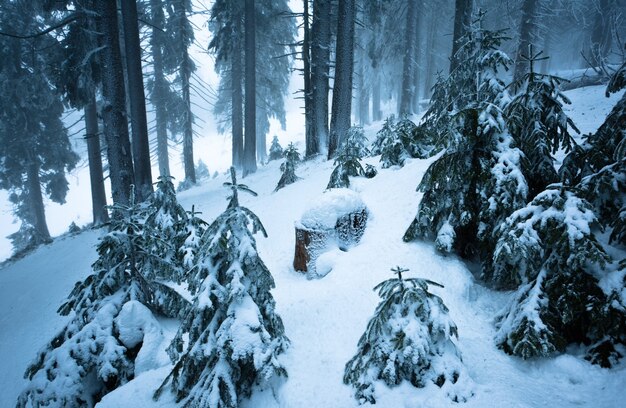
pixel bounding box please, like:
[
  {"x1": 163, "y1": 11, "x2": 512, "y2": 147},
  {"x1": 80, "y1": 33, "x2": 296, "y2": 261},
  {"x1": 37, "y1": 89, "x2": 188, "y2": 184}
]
[{"x1": 1, "y1": 85, "x2": 625, "y2": 407}]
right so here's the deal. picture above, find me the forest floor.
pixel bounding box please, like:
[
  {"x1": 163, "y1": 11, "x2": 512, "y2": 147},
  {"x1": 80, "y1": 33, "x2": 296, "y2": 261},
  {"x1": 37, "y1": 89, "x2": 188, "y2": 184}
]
[{"x1": 0, "y1": 85, "x2": 624, "y2": 407}]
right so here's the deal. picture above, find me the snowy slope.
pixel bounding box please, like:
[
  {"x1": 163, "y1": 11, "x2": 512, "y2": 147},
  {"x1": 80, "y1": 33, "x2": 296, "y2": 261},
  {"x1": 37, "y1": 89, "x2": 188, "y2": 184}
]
[{"x1": 1, "y1": 85, "x2": 625, "y2": 408}]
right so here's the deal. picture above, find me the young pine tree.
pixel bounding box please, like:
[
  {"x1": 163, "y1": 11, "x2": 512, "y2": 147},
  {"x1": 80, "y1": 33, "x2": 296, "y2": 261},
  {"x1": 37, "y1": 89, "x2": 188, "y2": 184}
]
[
  {"x1": 344, "y1": 267, "x2": 470, "y2": 404},
  {"x1": 403, "y1": 22, "x2": 527, "y2": 261},
  {"x1": 18, "y1": 193, "x2": 188, "y2": 407},
  {"x1": 268, "y1": 135, "x2": 284, "y2": 161},
  {"x1": 493, "y1": 188, "x2": 625, "y2": 366},
  {"x1": 327, "y1": 127, "x2": 368, "y2": 189},
  {"x1": 275, "y1": 143, "x2": 301, "y2": 191},
  {"x1": 156, "y1": 168, "x2": 288, "y2": 407}
]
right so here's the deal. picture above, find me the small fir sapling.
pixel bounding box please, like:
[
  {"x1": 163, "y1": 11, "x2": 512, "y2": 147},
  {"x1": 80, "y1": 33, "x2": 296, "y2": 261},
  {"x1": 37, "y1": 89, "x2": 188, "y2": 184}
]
[
  {"x1": 177, "y1": 205, "x2": 208, "y2": 272},
  {"x1": 493, "y1": 188, "x2": 626, "y2": 366},
  {"x1": 17, "y1": 191, "x2": 188, "y2": 407},
  {"x1": 371, "y1": 116, "x2": 431, "y2": 168},
  {"x1": 155, "y1": 167, "x2": 288, "y2": 408},
  {"x1": 268, "y1": 135, "x2": 284, "y2": 161},
  {"x1": 275, "y1": 143, "x2": 301, "y2": 191},
  {"x1": 344, "y1": 267, "x2": 470, "y2": 404},
  {"x1": 327, "y1": 127, "x2": 368, "y2": 189},
  {"x1": 370, "y1": 115, "x2": 396, "y2": 156},
  {"x1": 404, "y1": 21, "x2": 527, "y2": 261},
  {"x1": 195, "y1": 159, "x2": 210, "y2": 180}
]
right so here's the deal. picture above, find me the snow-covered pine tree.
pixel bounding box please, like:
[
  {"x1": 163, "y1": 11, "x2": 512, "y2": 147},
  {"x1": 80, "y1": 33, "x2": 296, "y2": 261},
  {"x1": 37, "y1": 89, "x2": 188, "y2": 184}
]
[
  {"x1": 195, "y1": 159, "x2": 210, "y2": 180},
  {"x1": 403, "y1": 20, "x2": 527, "y2": 261},
  {"x1": 344, "y1": 267, "x2": 470, "y2": 404},
  {"x1": 372, "y1": 115, "x2": 433, "y2": 168},
  {"x1": 275, "y1": 143, "x2": 301, "y2": 191},
  {"x1": 327, "y1": 127, "x2": 368, "y2": 189},
  {"x1": 155, "y1": 167, "x2": 288, "y2": 407},
  {"x1": 17, "y1": 192, "x2": 188, "y2": 407},
  {"x1": 505, "y1": 46, "x2": 578, "y2": 198},
  {"x1": 268, "y1": 135, "x2": 284, "y2": 161},
  {"x1": 370, "y1": 115, "x2": 396, "y2": 156},
  {"x1": 493, "y1": 187, "x2": 625, "y2": 366}
]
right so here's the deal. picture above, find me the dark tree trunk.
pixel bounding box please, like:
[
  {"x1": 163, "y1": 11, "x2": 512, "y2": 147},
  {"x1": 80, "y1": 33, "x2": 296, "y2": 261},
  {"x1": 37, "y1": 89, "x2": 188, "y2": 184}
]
[
  {"x1": 94, "y1": 0, "x2": 135, "y2": 206},
  {"x1": 589, "y1": 0, "x2": 614, "y2": 65},
  {"x1": 84, "y1": 96, "x2": 109, "y2": 225},
  {"x1": 513, "y1": 0, "x2": 538, "y2": 83},
  {"x1": 372, "y1": 78, "x2": 382, "y2": 121},
  {"x1": 400, "y1": 0, "x2": 418, "y2": 116},
  {"x1": 328, "y1": 0, "x2": 356, "y2": 158},
  {"x1": 26, "y1": 159, "x2": 51, "y2": 243},
  {"x1": 311, "y1": 0, "x2": 331, "y2": 154},
  {"x1": 412, "y1": 5, "x2": 424, "y2": 113},
  {"x1": 243, "y1": 0, "x2": 257, "y2": 176},
  {"x1": 150, "y1": 0, "x2": 171, "y2": 178},
  {"x1": 174, "y1": 0, "x2": 196, "y2": 184},
  {"x1": 303, "y1": 0, "x2": 317, "y2": 157},
  {"x1": 232, "y1": 21, "x2": 244, "y2": 169},
  {"x1": 120, "y1": 0, "x2": 153, "y2": 201},
  {"x1": 358, "y1": 54, "x2": 369, "y2": 125},
  {"x1": 449, "y1": 0, "x2": 473, "y2": 73},
  {"x1": 422, "y1": 7, "x2": 437, "y2": 99}
]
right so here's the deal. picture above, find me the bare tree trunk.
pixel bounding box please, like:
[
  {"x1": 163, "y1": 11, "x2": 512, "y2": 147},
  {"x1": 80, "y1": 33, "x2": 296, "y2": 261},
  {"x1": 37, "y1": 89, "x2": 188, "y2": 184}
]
[
  {"x1": 328, "y1": 0, "x2": 356, "y2": 158},
  {"x1": 95, "y1": 0, "x2": 135, "y2": 206},
  {"x1": 303, "y1": 0, "x2": 317, "y2": 157},
  {"x1": 372, "y1": 78, "x2": 382, "y2": 121},
  {"x1": 400, "y1": 0, "x2": 418, "y2": 116},
  {"x1": 84, "y1": 95, "x2": 109, "y2": 225},
  {"x1": 513, "y1": 0, "x2": 538, "y2": 83},
  {"x1": 450, "y1": 0, "x2": 473, "y2": 73},
  {"x1": 358, "y1": 54, "x2": 369, "y2": 125},
  {"x1": 589, "y1": 0, "x2": 614, "y2": 65},
  {"x1": 26, "y1": 159, "x2": 51, "y2": 243},
  {"x1": 120, "y1": 0, "x2": 153, "y2": 201},
  {"x1": 243, "y1": 0, "x2": 257, "y2": 176},
  {"x1": 423, "y1": 6, "x2": 437, "y2": 99},
  {"x1": 150, "y1": 0, "x2": 171, "y2": 178},
  {"x1": 311, "y1": 0, "x2": 331, "y2": 154},
  {"x1": 232, "y1": 22, "x2": 244, "y2": 169}
]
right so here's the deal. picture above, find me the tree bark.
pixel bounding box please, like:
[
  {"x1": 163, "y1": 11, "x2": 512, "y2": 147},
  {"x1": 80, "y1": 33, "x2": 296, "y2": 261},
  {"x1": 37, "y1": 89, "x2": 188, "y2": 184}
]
[
  {"x1": 358, "y1": 53, "x2": 369, "y2": 125},
  {"x1": 328, "y1": 0, "x2": 356, "y2": 158},
  {"x1": 84, "y1": 95, "x2": 109, "y2": 225},
  {"x1": 372, "y1": 78, "x2": 381, "y2": 121},
  {"x1": 26, "y1": 159, "x2": 51, "y2": 243},
  {"x1": 243, "y1": 0, "x2": 257, "y2": 176},
  {"x1": 150, "y1": 0, "x2": 171, "y2": 178},
  {"x1": 422, "y1": 6, "x2": 437, "y2": 99},
  {"x1": 513, "y1": 0, "x2": 538, "y2": 83},
  {"x1": 400, "y1": 0, "x2": 418, "y2": 116},
  {"x1": 232, "y1": 17, "x2": 244, "y2": 170},
  {"x1": 449, "y1": 0, "x2": 473, "y2": 73},
  {"x1": 303, "y1": 0, "x2": 317, "y2": 157},
  {"x1": 94, "y1": 0, "x2": 135, "y2": 207},
  {"x1": 311, "y1": 0, "x2": 331, "y2": 154},
  {"x1": 589, "y1": 0, "x2": 614, "y2": 65},
  {"x1": 121, "y1": 0, "x2": 153, "y2": 200}
]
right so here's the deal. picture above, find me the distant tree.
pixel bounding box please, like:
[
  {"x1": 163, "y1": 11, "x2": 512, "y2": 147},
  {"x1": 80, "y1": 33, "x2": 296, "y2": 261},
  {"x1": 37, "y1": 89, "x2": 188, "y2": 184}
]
[
  {"x1": 0, "y1": 1, "x2": 79, "y2": 251},
  {"x1": 268, "y1": 136, "x2": 284, "y2": 161},
  {"x1": 156, "y1": 168, "x2": 288, "y2": 407},
  {"x1": 344, "y1": 267, "x2": 470, "y2": 404},
  {"x1": 275, "y1": 143, "x2": 301, "y2": 191}
]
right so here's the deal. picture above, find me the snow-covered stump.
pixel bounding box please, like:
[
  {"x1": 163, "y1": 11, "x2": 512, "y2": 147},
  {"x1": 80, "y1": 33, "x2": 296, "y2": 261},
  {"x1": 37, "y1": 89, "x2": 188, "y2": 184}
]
[{"x1": 294, "y1": 189, "x2": 368, "y2": 274}]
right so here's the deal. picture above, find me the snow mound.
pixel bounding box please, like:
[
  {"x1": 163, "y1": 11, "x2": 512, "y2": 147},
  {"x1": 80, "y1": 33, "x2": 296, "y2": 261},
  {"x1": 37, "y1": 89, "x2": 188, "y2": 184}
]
[{"x1": 298, "y1": 188, "x2": 366, "y2": 230}]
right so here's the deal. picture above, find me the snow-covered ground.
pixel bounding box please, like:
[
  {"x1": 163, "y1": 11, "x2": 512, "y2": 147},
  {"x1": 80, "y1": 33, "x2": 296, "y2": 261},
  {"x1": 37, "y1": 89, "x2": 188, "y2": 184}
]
[{"x1": 1, "y1": 85, "x2": 625, "y2": 407}]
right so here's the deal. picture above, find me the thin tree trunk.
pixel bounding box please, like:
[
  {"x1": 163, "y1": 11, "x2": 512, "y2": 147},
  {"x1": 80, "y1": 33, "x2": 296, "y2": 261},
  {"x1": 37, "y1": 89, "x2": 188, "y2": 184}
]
[
  {"x1": 372, "y1": 77, "x2": 381, "y2": 121},
  {"x1": 450, "y1": 0, "x2": 473, "y2": 73},
  {"x1": 423, "y1": 7, "x2": 437, "y2": 99},
  {"x1": 84, "y1": 96, "x2": 109, "y2": 225},
  {"x1": 94, "y1": 0, "x2": 135, "y2": 207},
  {"x1": 400, "y1": 0, "x2": 418, "y2": 116},
  {"x1": 328, "y1": 0, "x2": 356, "y2": 158},
  {"x1": 412, "y1": 4, "x2": 424, "y2": 113},
  {"x1": 243, "y1": 0, "x2": 257, "y2": 176},
  {"x1": 358, "y1": 54, "x2": 369, "y2": 125},
  {"x1": 304, "y1": 0, "x2": 317, "y2": 157},
  {"x1": 174, "y1": 0, "x2": 196, "y2": 184},
  {"x1": 150, "y1": 0, "x2": 171, "y2": 178},
  {"x1": 120, "y1": 0, "x2": 153, "y2": 201},
  {"x1": 513, "y1": 0, "x2": 538, "y2": 83},
  {"x1": 311, "y1": 0, "x2": 331, "y2": 154},
  {"x1": 26, "y1": 159, "x2": 51, "y2": 243},
  {"x1": 232, "y1": 20, "x2": 244, "y2": 169}
]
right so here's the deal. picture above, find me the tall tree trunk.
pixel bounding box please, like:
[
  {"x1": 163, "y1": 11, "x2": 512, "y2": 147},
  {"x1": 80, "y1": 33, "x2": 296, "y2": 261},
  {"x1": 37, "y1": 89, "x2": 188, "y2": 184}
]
[
  {"x1": 513, "y1": 0, "x2": 538, "y2": 83},
  {"x1": 303, "y1": 0, "x2": 317, "y2": 157},
  {"x1": 400, "y1": 0, "x2": 418, "y2": 116},
  {"x1": 84, "y1": 95, "x2": 109, "y2": 225},
  {"x1": 372, "y1": 77, "x2": 381, "y2": 121},
  {"x1": 243, "y1": 0, "x2": 257, "y2": 176},
  {"x1": 422, "y1": 6, "x2": 437, "y2": 99},
  {"x1": 25, "y1": 159, "x2": 51, "y2": 243},
  {"x1": 358, "y1": 54, "x2": 369, "y2": 125},
  {"x1": 150, "y1": 0, "x2": 171, "y2": 178},
  {"x1": 311, "y1": 0, "x2": 331, "y2": 154},
  {"x1": 589, "y1": 0, "x2": 613, "y2": 65},
  {"x1": 174, "y1": 0, "x2": 196, "y2": 184},
  {"x1": 328, "y1": 0, "x2": 356, "y2": 158},
  {"x1": 412, "y1": 5, "x2": 424, "y2": 113},
  {"x1": 120, "y1": 0, "x2": 153, "y2": 201},
  {"x1": 449, "y1": 0, "x2": 473, "y2": 73},
  {"x1": 94, "y1": 0, "x2": 135, "y2": 207},
  {"x1": 232, "y1": 18, "x2": 244, "y2": 169}
]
